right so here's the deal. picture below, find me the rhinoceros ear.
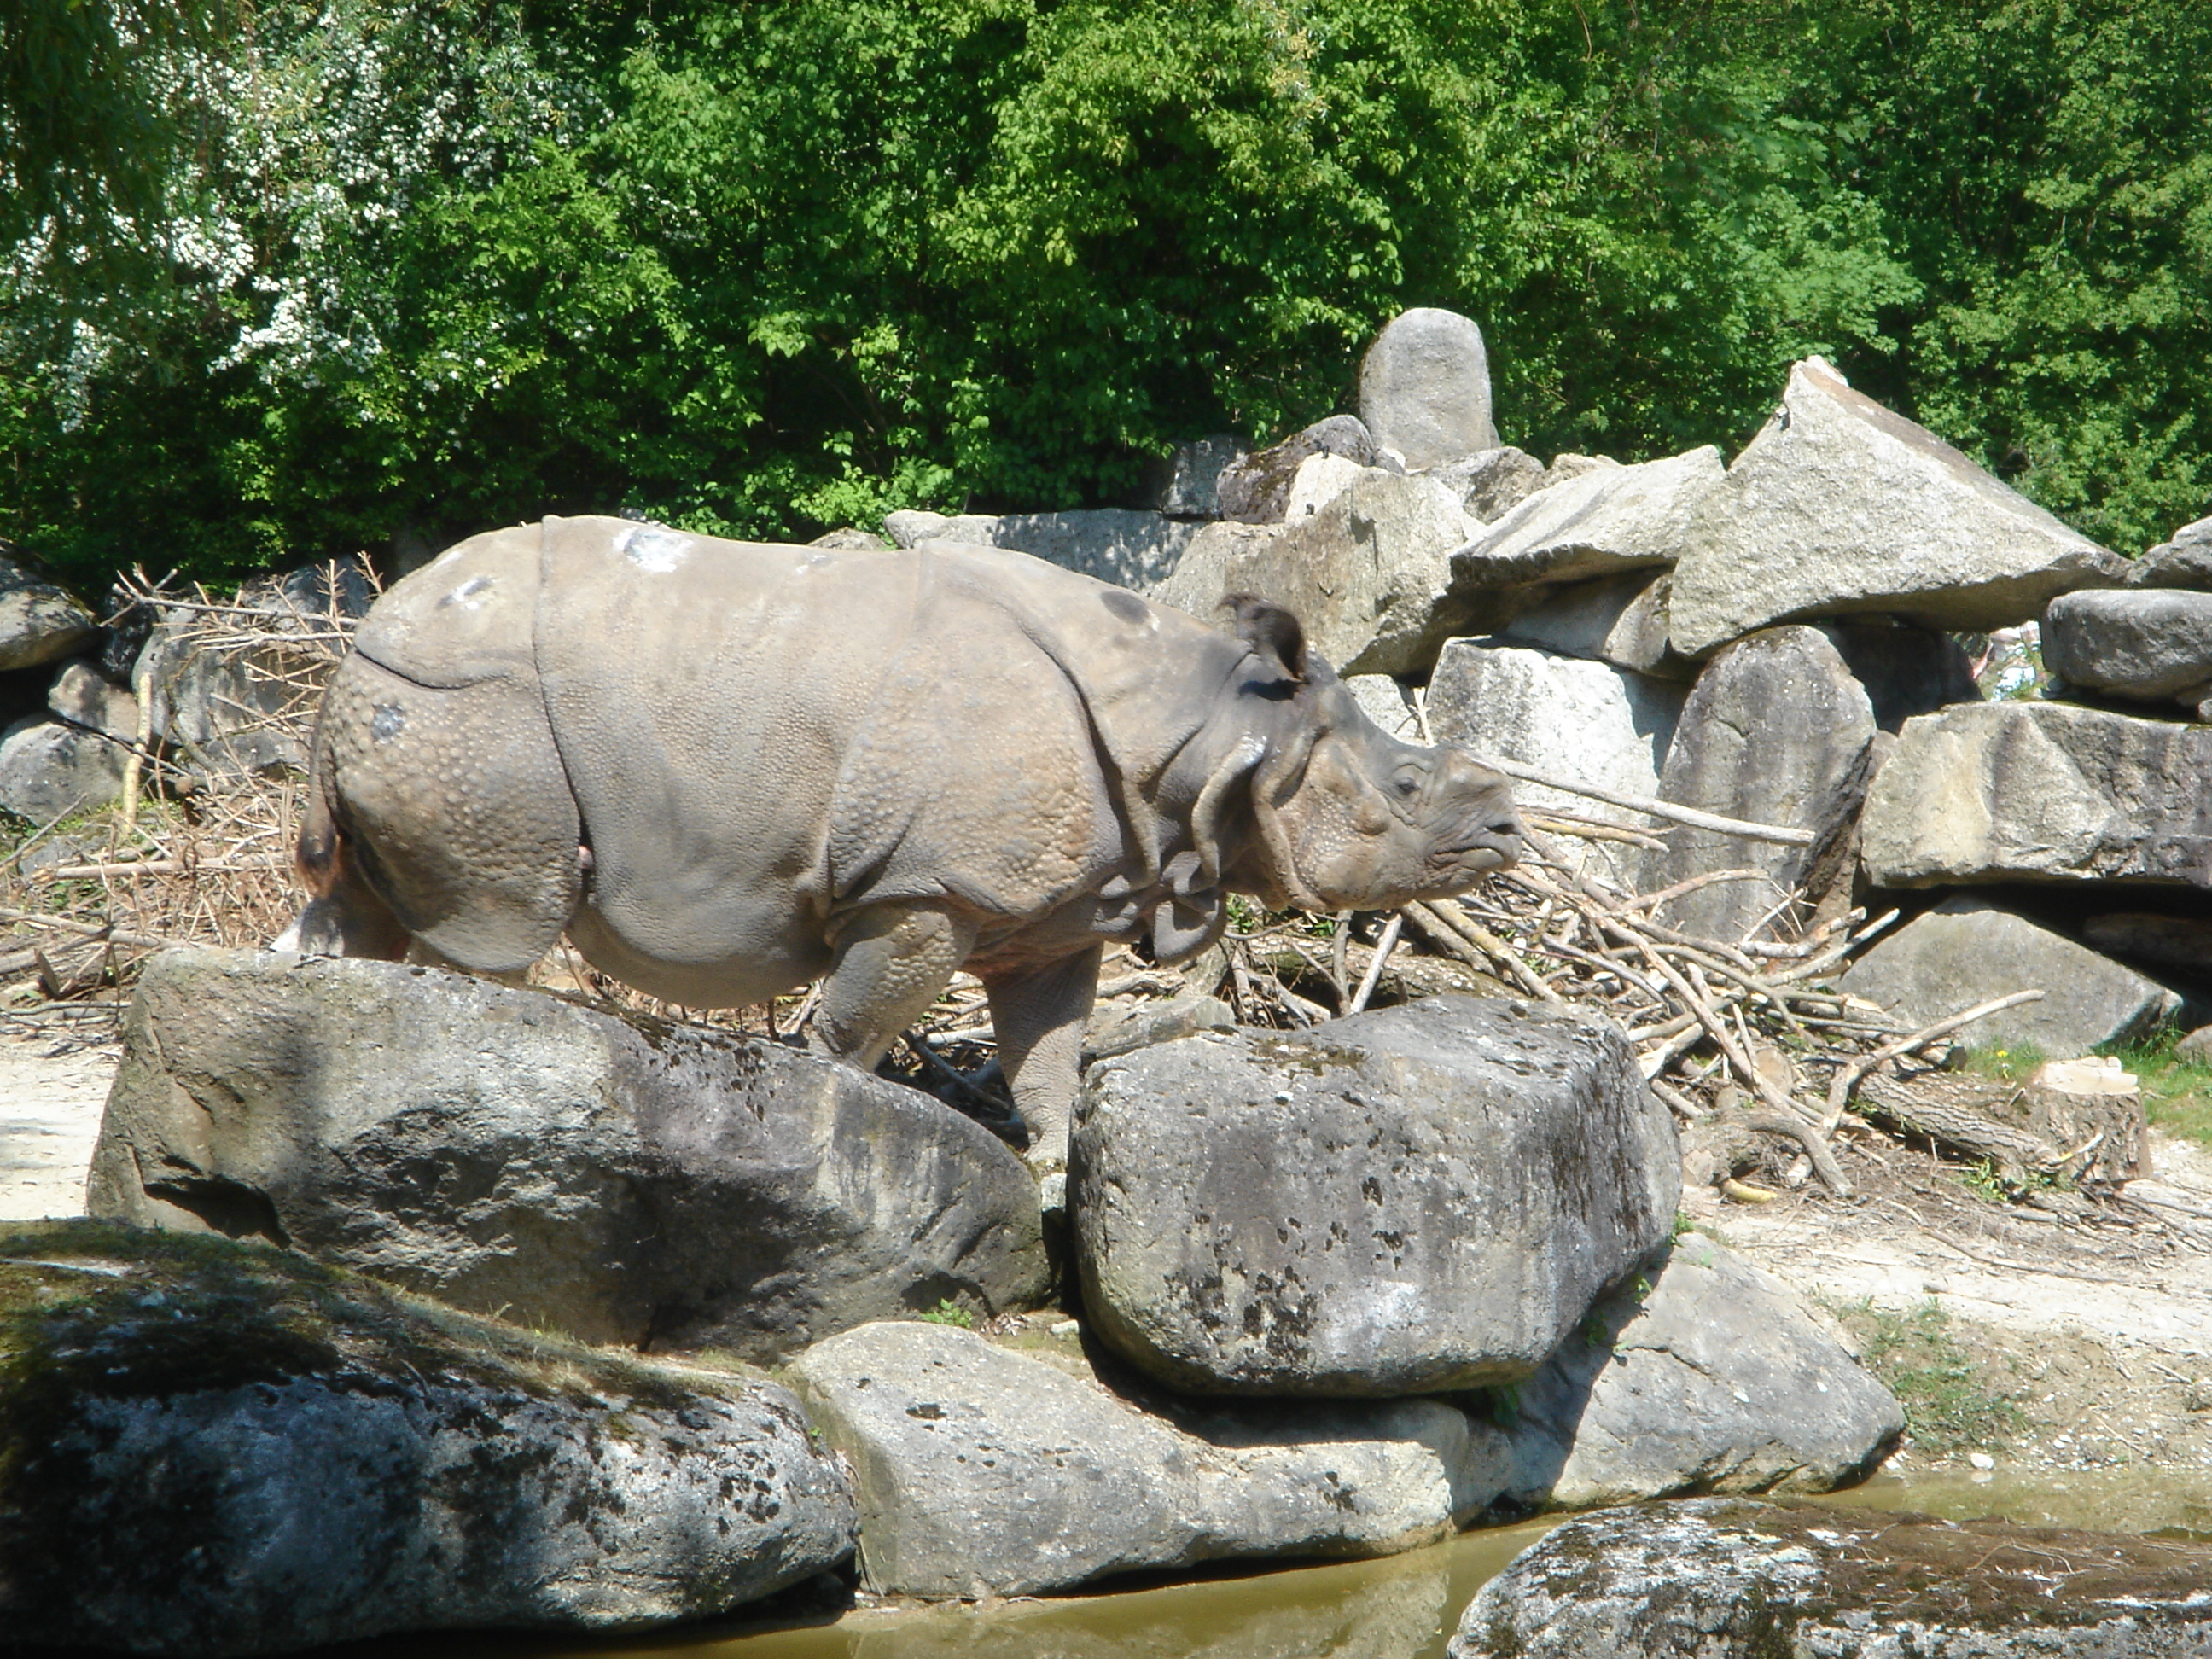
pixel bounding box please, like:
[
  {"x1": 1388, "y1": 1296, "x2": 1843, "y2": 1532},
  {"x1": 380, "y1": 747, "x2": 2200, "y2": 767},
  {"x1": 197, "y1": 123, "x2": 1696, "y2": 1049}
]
[{"x1": 1223, "y1": 592, "x2": 1308, "y2": 684}]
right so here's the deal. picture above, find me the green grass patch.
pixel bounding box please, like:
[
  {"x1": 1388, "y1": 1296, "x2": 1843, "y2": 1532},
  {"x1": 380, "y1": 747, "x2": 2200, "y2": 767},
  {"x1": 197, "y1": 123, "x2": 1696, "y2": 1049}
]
[
  {"x1": 917, "y1": 1298, "x2": 975, "y2": 1329},
  {"x1": 1958, "y1": 1041, "x2": 2050, "y2": 1084},
  {"x1": 2101, "y1": 1031, "x2": 2212, "y2": 1150},
  {"x1": 1831, "y1": 1297, "x2": 2023, "y2": 1456}
]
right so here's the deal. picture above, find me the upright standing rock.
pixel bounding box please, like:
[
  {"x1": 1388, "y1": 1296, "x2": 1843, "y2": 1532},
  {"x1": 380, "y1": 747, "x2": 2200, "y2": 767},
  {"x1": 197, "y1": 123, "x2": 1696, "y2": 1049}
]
[
  {"x1": 1639, "y1": 627, "x2": 1877, "y2": 942},
  {"x1": 1427, "y1": 639, "x2": 1685, "y2": 874},
  {"x1": 1359, "y1": 308, "x2": 1500, "y2": 469},
  {"x1": 1074, "y1": 995, "x2": 1680, "y2": 1397},
  {"x1": 1669, "y1": 358, "x2": 2125, "y2": 656}
]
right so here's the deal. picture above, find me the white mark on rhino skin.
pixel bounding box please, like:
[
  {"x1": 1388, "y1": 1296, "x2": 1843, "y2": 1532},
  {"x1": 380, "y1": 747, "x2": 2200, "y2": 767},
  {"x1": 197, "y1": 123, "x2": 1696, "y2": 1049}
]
[
  {"x1": 439, "y1": 575, "x2": 494, "y2": 610},
  {"x1": 619, "y1": 525, "x2": 690, "y2": 573},
  {"x1": 371, "y1": 704, "x2": 405, "y2": 743}
]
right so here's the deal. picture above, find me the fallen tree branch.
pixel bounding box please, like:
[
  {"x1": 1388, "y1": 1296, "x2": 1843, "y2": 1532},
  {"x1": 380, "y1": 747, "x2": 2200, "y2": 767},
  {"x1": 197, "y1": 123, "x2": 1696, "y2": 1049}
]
[{"x1": 1819, "y1": 989, "x2": 2047, "y2": 1133}]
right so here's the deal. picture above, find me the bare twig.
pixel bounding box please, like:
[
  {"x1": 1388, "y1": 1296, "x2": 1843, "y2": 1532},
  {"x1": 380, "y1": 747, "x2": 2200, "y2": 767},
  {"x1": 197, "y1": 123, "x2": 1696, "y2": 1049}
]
[
  {"x1": 1819, "y1": 989, "x2": 2049, "y2": 1133},
  {"x1": 1347, "y1": 912, "x2": 1402, "y2": 1015}
]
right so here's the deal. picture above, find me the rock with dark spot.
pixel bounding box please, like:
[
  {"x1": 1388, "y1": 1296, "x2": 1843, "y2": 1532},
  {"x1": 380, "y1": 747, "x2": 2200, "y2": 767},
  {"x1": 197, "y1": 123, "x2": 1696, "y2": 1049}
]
[
  {"x1": 1074, "y1": 994, "x2": 1679, "y2": 1396},
  {"x1": 0, "y1": 1220, "x2": 857, "y2": 1656},
  {"x1": 1500, "y1": 1241, "x2": 1902, "y2": 1508},
  {"x1": 87, "y1": 948, "x2": 1051, "y2": 1363},
  {"x1": 788, "y1": 1319, "x2": 1509, "y2": 1599},
  {"x1": 1859, "y1": 701, "x2": 2212, "y2": 889},
  {"x1": 1450, "y1": 1498, "x2": 2212, "y2": 1658},
  {"x1": 1215, "y1": 415, "x2": 1382, "y2": 524},
  {"x1": 1434, "y1": 446, "x2": 1546, "y2": 524},
  {"x1": 1817, "y1": 621, "x2": 1980, "y2": 733},
  {"x1": 2081, "y1": 911, "x2": 2212, "y2": 981}
]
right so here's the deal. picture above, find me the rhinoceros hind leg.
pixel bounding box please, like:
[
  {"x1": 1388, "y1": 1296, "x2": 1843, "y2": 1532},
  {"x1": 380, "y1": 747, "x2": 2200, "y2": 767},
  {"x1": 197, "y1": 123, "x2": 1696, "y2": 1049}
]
[
  {"x1": 983, "y1": 944, "x2": 1102, "y2": 1173},
  {"x1": 277, "y1": 837, "x2": 410, "y2": 959},
  {"x1": 816, "y1": 904, "x2": 978, "y2": 1074},
  {"x1": 317, "y1": 655, "x2": 581, "y2": 974}
]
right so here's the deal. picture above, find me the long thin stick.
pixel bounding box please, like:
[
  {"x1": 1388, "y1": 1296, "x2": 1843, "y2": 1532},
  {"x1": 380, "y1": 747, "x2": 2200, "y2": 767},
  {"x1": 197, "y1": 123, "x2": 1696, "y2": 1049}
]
[
  {"x1": 1347, "y1": 912, "x2": 1403, "y2": 1015},
  {"x1": 1819, "y1": 989, "x2": 2048, "y2": 1133},
  {"x1": 1469, "y1": 757, "x2": 1817, "y2": 846}
]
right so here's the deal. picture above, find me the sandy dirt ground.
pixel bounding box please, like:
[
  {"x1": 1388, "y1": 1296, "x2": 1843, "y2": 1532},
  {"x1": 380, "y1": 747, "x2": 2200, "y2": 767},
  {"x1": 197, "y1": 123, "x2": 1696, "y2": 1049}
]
[{"x1": 3, "y1": 1009, "x2": 2208, "y2": 1485}]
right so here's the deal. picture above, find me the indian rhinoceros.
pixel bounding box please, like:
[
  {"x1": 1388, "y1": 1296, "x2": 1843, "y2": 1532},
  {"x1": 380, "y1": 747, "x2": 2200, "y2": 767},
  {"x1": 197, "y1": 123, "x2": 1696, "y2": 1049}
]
[{"x1": 285, "y1": 515, "x2": 1524, "y2": 1168}]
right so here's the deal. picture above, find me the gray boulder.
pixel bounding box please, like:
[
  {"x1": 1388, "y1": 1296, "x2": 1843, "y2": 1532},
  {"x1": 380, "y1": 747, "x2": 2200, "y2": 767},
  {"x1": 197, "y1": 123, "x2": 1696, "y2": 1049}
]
[
  {"x1": 1859, "y1": 701, "x2": 2212, "y2": 889},
  {"x1": 2081, "y1": 912, "x2": 2212, "y2": 982},
  {"x1": 46, "y1": 658, "x2": 140, "y2": 741},
  {"x1": 2180, "y1": 1025, "x2": 2212, "y2": 1063},
  {"x1": 87, "y1": 949, "x2": 1051, "y2": 1361},
  {"x1": 1639, "y1": 627, "x2": 1877, "y2": 942},
  {"x1": 789, "y1": 1320, "x2": 1509, "y2": 1600},
  {"x1": 1451, "y1": 1498, "x2": 2212, "y2": 1659},
  {"x1": 0, "y1": 1220, "x2": 857, "y2": 1656},
  {"x1": 1435, "y1": 445, "x2": 1546, "y2": 522},
  {"x1": 810, "y1": 526, "x2": 893, "y2": 550},
  {"x1": 0, "y1": 556, "x2": 97, "y2": 671},
  {"x1": 1150, "y1": 520, "x2": 1284, "y2": 617},
  {"x1": 2129, "y1": 513, "x2": 2212, "y2": 591},
  {"x1": 1158, "y1": 433, "x2": 1249, "y2": 517},
  {"x1": 1157, "y1": 469, "x2": 1478, "y2": 676},
  {"x1": 0, "y1": 714, "x2": 127, "y2": 822},
  {"x1": 137, "y1": 622, "x2": 308, "y2": 775},
  {"x1": 1344, "y1": 672, "x2": 1420, "y2": 739},
  {"x1": 1427, "y1": 640, "x2": 1685, "y2": 876},
  {"x1": 882, "y1": 509, "x2": 1201, "y2": 591},
  {"x1": 1501, "y1": 1241, "x2": 1902, "y2": 1509},
  {"x1": 1499, "y1": 571, "x2": 1697, "y2": 681},
  {"x1": 1074, "y1": 995, "x2": 1680, "y2": 1396},
  {"x1": 1358, "y1": 307, "x2": 1500, "y2": 469},
  {"x1": 1215, "y1": 414, "x2": 1381, "y2": 524},
  {"x1": 1837, "y1": 899, "x2": 2182, "y2": 1058},
  {"x1": 1451, "y1": 446, "x2": 1724, "y2": 596},
  {"x1": 1669, "y1": 358, "x2": 2126, "y2": 657},
  {"x1": 2045, "y1": 588, "x2": 2212, "y2": 715}
]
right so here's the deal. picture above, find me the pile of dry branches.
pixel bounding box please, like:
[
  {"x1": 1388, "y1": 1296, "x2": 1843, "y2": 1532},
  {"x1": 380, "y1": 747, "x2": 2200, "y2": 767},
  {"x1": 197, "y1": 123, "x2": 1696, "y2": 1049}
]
[{"x1": 0, "y1": 573, "x2": 2080, "y2": 1203}]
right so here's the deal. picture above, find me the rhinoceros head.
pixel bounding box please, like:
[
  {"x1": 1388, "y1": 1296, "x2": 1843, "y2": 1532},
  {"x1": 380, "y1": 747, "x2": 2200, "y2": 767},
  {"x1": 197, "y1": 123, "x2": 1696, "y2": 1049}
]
[{"x1": 1221, "y1": 597, "x2": 1525, "y2": 911}]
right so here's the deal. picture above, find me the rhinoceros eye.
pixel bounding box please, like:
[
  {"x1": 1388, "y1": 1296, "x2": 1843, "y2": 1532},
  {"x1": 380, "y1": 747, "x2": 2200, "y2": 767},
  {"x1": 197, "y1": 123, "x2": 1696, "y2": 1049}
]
[{"x1": 1392, "y1": 764, "x2": 1425, "y2": 798}]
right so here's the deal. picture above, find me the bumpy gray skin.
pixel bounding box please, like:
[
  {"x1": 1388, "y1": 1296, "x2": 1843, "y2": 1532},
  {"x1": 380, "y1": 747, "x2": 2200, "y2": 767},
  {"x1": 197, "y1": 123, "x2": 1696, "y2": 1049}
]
[{"x1": 288, "y1": 517, "x2": 1525, "y2": 1169}]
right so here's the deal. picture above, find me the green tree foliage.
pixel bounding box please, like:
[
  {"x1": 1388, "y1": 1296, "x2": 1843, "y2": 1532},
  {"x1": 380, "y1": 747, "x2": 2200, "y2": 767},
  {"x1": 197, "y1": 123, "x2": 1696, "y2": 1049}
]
[{"x1": 1, "y1": 0, "x2": 2204, "y2": 588}]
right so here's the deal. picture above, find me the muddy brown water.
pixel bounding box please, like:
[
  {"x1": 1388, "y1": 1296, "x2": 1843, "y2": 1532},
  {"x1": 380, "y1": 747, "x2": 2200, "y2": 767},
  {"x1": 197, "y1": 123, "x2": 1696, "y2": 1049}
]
[{"x1": 361, "y1": 1471, "x2": 2212, "y2": 1659}]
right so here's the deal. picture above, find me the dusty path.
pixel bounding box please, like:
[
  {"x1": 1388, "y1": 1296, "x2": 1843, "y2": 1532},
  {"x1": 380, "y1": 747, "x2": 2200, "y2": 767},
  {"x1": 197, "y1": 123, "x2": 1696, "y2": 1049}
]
[
  {"x1": 0, "y1": 1022, "x2": 121, "y2": 1222},
  {"x1": 1688, "y1": 1129, "x2": 2212, "y2": 1477}
]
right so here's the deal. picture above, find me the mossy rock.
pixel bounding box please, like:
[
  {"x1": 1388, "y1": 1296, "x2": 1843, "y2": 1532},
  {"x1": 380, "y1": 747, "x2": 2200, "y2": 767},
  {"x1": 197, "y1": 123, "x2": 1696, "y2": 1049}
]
[{"x1": 0, "y1": 1220, "x2": 856, "y2": 1656}]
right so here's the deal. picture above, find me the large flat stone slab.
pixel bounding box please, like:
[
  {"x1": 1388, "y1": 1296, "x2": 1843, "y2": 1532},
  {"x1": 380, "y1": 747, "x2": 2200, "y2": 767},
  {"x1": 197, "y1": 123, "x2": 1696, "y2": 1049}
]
[
  {"x1": 1450, "y1": 446, "x2": 1723, "y2": 595},
  {"x1": 88, "y1": 950, "x2": 1050, "y2": 1362},
  {"x1": 1859, "y1": 701, "x2": 2212, "y2": 889},
  {"x1": 1501, "y1": 1241, "x2": 1901, "y2": 1509},
  {"x1": 1074, "y1": 995, "x2": 1680, "y2": 1396},
  {"x1": 1837, "y1": 899, "x2": 2182, "y2": 1058},
  {"x1": 0, "y1": 1220, "x2": 857, "y2": 1656},
  {"x1": 788, "y1": 1321, "x2": 1507, "y2": 1599},
  {"x1": 1451, "y1": 1498, "x2": 2212, "y2": 1659},
  {"x1": 1669, "y1": 358, "x2": 2125, "y2": 655}
]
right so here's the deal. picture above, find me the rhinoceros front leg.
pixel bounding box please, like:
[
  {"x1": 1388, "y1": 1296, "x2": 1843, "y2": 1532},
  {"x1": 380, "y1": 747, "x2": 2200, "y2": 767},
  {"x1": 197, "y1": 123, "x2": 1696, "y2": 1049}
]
[
  {"x1": 982, "y1": 944, "x2": 1102, "y2": 1174},
  {"x1": 816, "y1": 904, "x2": 978, "y2": 1072}
]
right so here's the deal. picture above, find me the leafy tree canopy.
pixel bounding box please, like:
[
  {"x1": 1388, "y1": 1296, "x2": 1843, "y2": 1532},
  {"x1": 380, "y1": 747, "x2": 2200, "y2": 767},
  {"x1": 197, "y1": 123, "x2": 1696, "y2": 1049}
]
[{"x1": 1, "y1": 0, "x2": 2204, "y2": 588}]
